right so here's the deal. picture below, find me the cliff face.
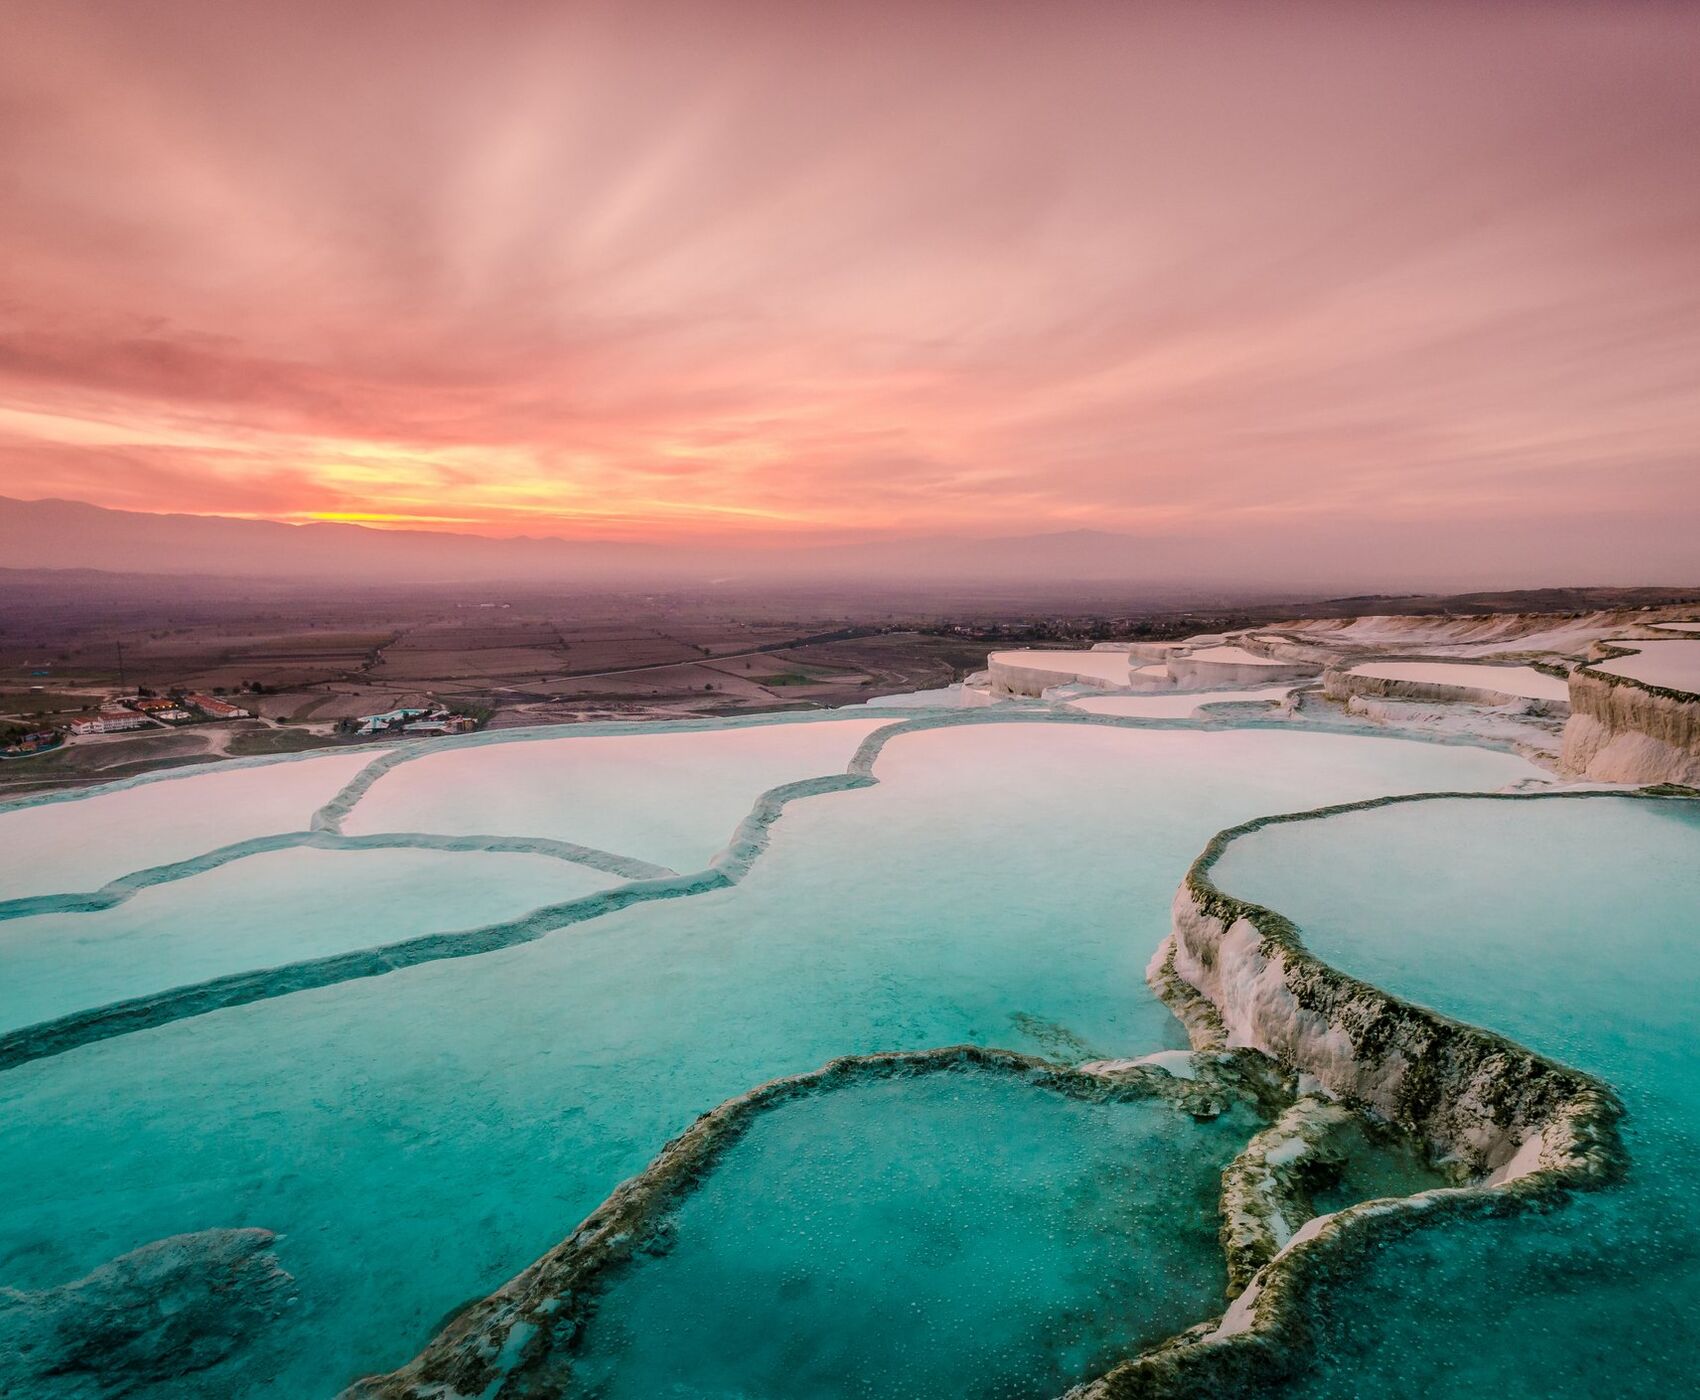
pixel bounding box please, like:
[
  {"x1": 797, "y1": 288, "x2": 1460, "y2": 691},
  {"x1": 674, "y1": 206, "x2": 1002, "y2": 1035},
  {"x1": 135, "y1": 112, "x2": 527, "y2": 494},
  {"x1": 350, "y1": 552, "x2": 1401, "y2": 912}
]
[
  {"x1": 986, "y1": 657, "x2": 1099, "y2": 696},
  {"x1": 1322, "y1": 668, "x2": 1567, "y2": 715},
  {"x1": 1561, "y1": 667, "x2": 1700, "y2": 785},
  {"x1": 1166, "y1": 655, "x2": 1316, "y2": 688},
  {"x1": 1067, "y1": 795, "x2": 1630, "y2": 1400},
  {"x1": 1159, "y1": 882, "x2": 1611, "y2": 1180}
]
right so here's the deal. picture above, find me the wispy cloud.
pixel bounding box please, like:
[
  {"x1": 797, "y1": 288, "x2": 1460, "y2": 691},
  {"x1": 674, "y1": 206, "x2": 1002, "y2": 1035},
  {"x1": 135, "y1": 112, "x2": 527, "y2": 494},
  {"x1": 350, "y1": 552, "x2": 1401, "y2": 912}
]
[{"x1": 0, "y1": 0, "x2": 1696, "y2": 573}]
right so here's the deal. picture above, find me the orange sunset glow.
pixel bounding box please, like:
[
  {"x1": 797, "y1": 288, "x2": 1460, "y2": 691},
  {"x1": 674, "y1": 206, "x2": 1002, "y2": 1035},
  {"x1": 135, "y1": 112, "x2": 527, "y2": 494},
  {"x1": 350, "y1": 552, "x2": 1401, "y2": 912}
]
[{"x1": 1, "y1": 1, "x2": 1698, "y2": 571}]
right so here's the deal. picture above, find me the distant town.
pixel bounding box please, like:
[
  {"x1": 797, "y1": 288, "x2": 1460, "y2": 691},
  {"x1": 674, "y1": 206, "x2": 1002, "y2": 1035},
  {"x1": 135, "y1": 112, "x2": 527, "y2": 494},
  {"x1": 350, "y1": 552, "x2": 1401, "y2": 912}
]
[{"x1": 1, "y1": 686, "x2": 483, "y2": 761}]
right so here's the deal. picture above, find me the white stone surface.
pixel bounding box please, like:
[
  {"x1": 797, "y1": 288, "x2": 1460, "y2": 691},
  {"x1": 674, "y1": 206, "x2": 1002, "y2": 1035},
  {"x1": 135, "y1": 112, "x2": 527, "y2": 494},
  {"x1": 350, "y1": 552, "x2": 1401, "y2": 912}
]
[
  {"x1": 1344, "y1": 662, "x2": 1569, "y2": 703},
  {"x1": 1591, "y1": 639, "x2": 1700, "y2": 696}
]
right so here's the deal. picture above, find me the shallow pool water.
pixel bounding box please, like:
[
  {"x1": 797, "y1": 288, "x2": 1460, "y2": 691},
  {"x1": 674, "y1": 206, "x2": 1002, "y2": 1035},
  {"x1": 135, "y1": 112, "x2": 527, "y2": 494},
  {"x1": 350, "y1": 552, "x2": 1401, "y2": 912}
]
[
  {"x1": 341, "y1": 717, "x2": 887, "y2": 870},
  {"x1": 0, "y1": 846, "x2": 614, "y2": 1034},
  {"x1": 1589, "y1": 637, "x2": 1700, "y2": 694},
  {"x1": 1176, "y1": 645, "x2": 1291, "y2": 667},
  {"x1": 574, "y1": 1069, "x2": 1254, "y2": 1400},
  {"x1": 0, "y1": 719, "x2": 1539, "y2": 1397},
  {"x1": 1343, "y1": 660, "x2": 1569, "y2": 702},
  {"x1": 1067, "y1": 686, "x2": 1294, "y2": 718},
  {"x1": 0, "y1": 751, "x2": 383, "y2": 902},
  {"x1": 1213, "y1": 795, "x2": 1700, "y2": 1398},
  {"x1": 859, "y1": 683, "x2": 999, "y2": 708}
]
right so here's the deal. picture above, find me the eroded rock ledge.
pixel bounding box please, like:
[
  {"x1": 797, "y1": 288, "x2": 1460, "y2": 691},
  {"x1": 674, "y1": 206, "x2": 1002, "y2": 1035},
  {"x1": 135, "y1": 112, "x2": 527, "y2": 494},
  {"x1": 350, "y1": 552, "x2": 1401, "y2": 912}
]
[
  {"x1": 1562, "y1": 652, "x2": 1700, "y2": 785},
  {"x1": 1073, "y1": 790, "x2": 1637, "y2": 1399},
  {"x1": 0, "y1": 1229, "x2": 294, "y2": 1394}
]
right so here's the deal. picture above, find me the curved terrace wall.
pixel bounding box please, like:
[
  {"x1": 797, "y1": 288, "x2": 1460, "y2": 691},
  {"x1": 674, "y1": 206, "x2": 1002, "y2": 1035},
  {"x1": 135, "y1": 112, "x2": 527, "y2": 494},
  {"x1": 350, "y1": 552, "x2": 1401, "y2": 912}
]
[
  {"x1": 1323, "y1": 664, "x2": 1570, "y2": 716},
  {"x1": 987, "y1": 650, "x2": 1131, "y2": 696},
  {"x1": 1154, "y1": 794, "x2": 1623, "y2": 1179},
  {"x1": 1166, "y1": 651, "x2": 1318, "y2": 690},
  {"x1": 1069, "y1": 791, "x2": 1638, "y2": 1399},
  {"x1": 339, "y1": 1045, "x2": 1257, "y2": 1400},
  {"x1": 1562, "y1": 653, "x2": 1700, "y2": 786}
]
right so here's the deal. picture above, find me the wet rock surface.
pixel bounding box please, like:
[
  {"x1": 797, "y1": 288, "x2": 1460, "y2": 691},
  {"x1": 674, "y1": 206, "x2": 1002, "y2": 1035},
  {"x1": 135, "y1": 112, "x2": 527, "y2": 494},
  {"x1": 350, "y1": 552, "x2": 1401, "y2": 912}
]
[{"x1": 0, "y1": 1229, "x2": 294, "y2": 1396}]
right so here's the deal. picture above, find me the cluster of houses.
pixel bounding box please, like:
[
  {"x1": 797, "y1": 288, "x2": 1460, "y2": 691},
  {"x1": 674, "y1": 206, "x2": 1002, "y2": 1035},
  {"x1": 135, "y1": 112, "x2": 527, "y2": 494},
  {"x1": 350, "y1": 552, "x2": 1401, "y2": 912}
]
[
  {"x1": 69, "y1": 692, "x2": 253, "y2": 736},
  {"x1": 352, "y1": 704, "x2": 479, "y2": 738},
  {"x1": 7, "y1": 689, "x2": 481, "y2": 759},
  {"x1": 1, "y1": 728, "x2": 64, "y2": 758},
  {"x1": 6, "y1": 690, "x2": 253, "y2": 757}
]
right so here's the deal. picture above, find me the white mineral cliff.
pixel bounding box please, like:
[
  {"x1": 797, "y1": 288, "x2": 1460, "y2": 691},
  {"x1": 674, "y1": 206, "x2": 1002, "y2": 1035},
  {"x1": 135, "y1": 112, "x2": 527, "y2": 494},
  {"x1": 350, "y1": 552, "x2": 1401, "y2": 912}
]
[{"x1": 1561, "y1": 657, "x2": 1700, "y2": 785}]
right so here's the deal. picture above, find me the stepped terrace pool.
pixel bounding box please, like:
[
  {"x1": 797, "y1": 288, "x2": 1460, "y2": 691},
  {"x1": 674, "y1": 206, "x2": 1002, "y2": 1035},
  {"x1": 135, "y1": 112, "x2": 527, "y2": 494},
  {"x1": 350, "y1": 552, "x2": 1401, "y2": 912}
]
[
  {"x1": 570, "y1": 1063, "x2": 1256, "y2": 1400},
  {"x1": 0, "y1": 706, "x2": 1593, "y2": 1398}
]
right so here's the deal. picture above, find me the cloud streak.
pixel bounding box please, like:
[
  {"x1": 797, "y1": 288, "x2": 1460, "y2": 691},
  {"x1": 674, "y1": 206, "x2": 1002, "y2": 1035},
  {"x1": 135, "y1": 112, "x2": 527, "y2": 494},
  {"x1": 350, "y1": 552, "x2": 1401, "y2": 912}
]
[{"x1": 0, "y1": 0, "x2": 1696, "y2": 577}]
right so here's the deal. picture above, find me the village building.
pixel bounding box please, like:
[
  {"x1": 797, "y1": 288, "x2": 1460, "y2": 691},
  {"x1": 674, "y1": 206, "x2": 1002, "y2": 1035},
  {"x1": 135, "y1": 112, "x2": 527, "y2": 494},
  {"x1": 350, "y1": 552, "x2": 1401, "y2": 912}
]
[
  {"x1": 356, "y1": 704, "x2": 478, "y2": 737},
  {"x1": 355, "y1": 706, "x2": 431, "y2": 736},
  {"x1": 186, "y1": 693, "x2": 252, "y2": 719},
  {"x1": 2, "y1": 729, "x2": 63, "y2": 757},
  {"x1": 71, "y1": 710, "x2": 150, "y2": 735},
  {"x1": 402, "y1": 715, "x2": 477, "y2": 736}
]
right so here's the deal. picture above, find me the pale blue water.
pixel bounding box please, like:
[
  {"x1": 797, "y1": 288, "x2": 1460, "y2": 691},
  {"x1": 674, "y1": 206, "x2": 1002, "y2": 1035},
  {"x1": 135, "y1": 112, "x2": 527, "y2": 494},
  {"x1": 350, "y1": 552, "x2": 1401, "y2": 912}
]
[
  {"x1": 0, "y1": 847, "x2": 613, "y2": 1033},
  {"x1": 340, "y1": 717, "x2": 889, "y2": 871},
  {"x1": 1213, "y1": 795, "x2": 1700, "y2": 1398},
  {"x1": 574, "y1": 1070, "x2": 1255, "y2": 1400},
  {"x1": 0, "y1": 750, "x2": 380, "y2": 902},
  {"x1": 0, "y1": 720, "x2": 1536, "y2": 1396}
]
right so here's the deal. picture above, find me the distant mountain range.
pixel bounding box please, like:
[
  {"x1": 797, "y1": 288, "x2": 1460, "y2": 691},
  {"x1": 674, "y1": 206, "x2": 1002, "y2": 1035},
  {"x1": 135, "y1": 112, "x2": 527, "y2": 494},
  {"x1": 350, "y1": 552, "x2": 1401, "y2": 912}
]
[
  {"x1": 3, "y1": 495, "x2": 1694, "y2": 593},
  {"x1": 0, "y1": 496, "x2": 1187, "y2": 585}
]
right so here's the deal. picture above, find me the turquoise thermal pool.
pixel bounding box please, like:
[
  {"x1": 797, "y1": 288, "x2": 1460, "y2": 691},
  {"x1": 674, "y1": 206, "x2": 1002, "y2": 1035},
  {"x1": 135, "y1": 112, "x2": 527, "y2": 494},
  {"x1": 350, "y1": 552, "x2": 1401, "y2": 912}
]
[
  {"x1": 1211, "y1": 793, "x2": 1700, "y2": 1398},
  {"x1": 572, "y1": 1067, "x2": 1254, "y2": 1400},
  {"x1": 0, "y1": 846, "x2": 617, "y2": 1035},
  {"x1": 338, "y1": 716, "x2": 889, "y2": 871},
  {"x1": 0, "y1": 708, "x2": 1583, "y2": 1398}
]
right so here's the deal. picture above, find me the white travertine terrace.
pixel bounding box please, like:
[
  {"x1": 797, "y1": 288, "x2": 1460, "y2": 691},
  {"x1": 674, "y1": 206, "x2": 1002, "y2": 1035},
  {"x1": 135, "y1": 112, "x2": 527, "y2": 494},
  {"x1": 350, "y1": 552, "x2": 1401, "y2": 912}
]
[
  {"x1": 0, "y1": 751, "x2": 387, "y2": 903},
  {"x1": 1166, "y1": 646, "x2": 1320, "y2": 689},
  {"x1": 978, "y1": 610, "x2": 1700, "y2": 786},
  {"x1": 1271, "y1": 609, "x2": 1689, "y2": 657},
  {"x1": 1562, "y1": 637, "x2": 1700, "y2": 784},
  {"x1": 987, "y1": 649, "x2": 1134, "y2": 695},
  {"x1": 1587, "y1": 638, "x2": 1700, "y2": 694},
  {"x1": 1342, "y1": 662, "x2": 1569, "y2": 703},
  {"x1": 1068, "y1": 687, "x2": 1296, "y2": 719}
]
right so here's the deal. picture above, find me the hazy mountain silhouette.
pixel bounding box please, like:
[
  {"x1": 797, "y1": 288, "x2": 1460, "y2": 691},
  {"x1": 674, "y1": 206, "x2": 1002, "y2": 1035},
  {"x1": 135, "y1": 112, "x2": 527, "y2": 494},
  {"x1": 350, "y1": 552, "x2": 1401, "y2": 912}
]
[
  {"x1": 3, "y1": 496, "x2": 1693, "y2": 592},
  {"x1": 0, "y1": 497, "x2": 1175, "y2": 585}
]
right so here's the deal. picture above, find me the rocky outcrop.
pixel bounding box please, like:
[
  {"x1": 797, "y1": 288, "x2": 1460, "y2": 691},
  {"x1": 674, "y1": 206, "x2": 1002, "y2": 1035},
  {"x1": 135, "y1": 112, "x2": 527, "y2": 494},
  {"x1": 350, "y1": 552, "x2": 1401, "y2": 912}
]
[
  {"x1": 0, "y1": 1229, "x2": 294, "y2": 1395},
  {"x1": 987, "y1": 652, "x2": 1129, "y2": 696},
  {"x1": 1323, "y1": 666, "x2": 1568, "y2": 715},
  {"x1": 1059, "y1": 791, "x2": 1639, "y2": 1400},
  {"x1": 1156, "y1": 796, "x2": 1623, "y2": 1180},
  {"x1": 1561, "y1": 662, "x2": 1700, "y2": 785},
  {"x1": 1217, "y1": 1095, "x2": 1359, "y2": 1295}
]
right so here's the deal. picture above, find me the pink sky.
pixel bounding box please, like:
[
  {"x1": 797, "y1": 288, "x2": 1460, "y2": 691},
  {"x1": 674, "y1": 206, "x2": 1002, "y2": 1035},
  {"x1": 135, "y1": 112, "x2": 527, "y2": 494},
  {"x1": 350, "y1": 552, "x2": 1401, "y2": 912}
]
[{"x1": 0, "y1": 0, "x2": 1697, "y2": 565}]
